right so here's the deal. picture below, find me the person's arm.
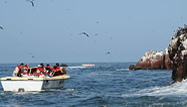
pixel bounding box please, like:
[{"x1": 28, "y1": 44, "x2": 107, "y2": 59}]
[{"x1": 27, "y1": 63, "x2": 30, "y2": 68}]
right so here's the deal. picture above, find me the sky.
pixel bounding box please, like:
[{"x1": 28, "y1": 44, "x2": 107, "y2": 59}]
[{"x1": 0, "y1": 0, "x2": 186, "y2": 63}]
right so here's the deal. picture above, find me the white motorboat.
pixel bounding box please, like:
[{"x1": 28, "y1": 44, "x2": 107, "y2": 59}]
[
  {"x1": 82, "y1": 63, "x2": 95, "y2": 66},
  {"x1": 0, "y1": 67, "x2": 70, "y2": 92}
]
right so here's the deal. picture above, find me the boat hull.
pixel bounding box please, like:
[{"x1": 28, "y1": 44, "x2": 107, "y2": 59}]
[
  {"x1": 1, "y1": 75, "x2": 70, "y2": 92},
  {"x1": 82, "y1": 64, "x2": 95, "y2": 66}
]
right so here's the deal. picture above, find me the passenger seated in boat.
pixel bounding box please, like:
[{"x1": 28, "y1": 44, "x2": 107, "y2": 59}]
[
  {"x1": 21, "y1": 70, "x2": 29, "y2": 77},
  {"x1": 58, "y1": 63, "x2": 67, "y2": 74},
  {"x1": 12, "y1": 63, "x2": 29, "y2": 77},
  {"x1": 56, "y1": 63, "x2": 64, "y2": 74},
  {"x1": 45, "y1": 64, "x2": 51, "y2": 73},
  {"x1": 40, "y1": 63, "x2": 46, "y2": 72},
  {"x1": 24, "y1": 63, "x2": 29, "y2": 69},
  {"x1": 44, "y1": 64, "x2": 55, "y2": 76},
  {"x1": 12, "y1": 63, "x2": 23, "y2": 77},
  {"x1": 36, "y1": 64, "x2": 44, "y2": 77},
  {"x1": 41, "y1": 63, "x2": 52, "y2": 77},
  {"x1": 21, "y1": 63, "x2": 30, "y2": 77},
  {"x1": 22, "y1": 63, "x2": 30, "y2": 74},
  {"x1": 53, "y1": 65, "x2": 57, "y2": 69},
  {"x1": 37, "y1": 64, "x2": 44, "y2": 73},
  {"x1": 53, "y1": 63, "x2": 67, "y2": 76}
]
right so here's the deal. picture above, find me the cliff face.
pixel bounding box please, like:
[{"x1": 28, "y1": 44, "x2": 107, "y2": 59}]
[
  {"x1": 129, "y1": 49, "x2": 171, "y2": 70},
  {"x1": 168, "y1": 26, "x2": 187, "y2": 82}
]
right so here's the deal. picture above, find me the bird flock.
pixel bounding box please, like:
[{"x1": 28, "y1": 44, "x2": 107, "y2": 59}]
[{"x1": 1, "y1": 1, "x2": 112, "y2": 58}]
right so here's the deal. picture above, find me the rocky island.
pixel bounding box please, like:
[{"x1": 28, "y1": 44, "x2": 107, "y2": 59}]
[
  {"x1": 129, "y1": 49, "x2": 171, "y2": 70},
  {"x1": 130, "y1": 25, "x2": 187, "y2": 82},
  {"x1": 168, "y1": 26, "x2": 187, "y2": 82}
]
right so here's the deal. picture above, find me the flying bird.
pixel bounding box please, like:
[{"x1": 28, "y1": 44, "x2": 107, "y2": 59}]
[
  {"x1": 106, "y1": 52, "x2": 110, "y2": 55},
  {"x1": 80, "y1": 32, "x2": 89, "y2": 37},
  {"x1": 30, "y1": 1, "x2": 34, "y2": 7},
  {"x1": 0, "y1": 26, "x2": 3, "y2": 30},
  {"x1": 27, "y1": 0, "x2": 34, "y2": 7}
]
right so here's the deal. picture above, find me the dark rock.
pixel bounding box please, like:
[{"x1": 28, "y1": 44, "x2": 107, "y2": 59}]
[
  {"x1": 129, "y1": 65, "x2": 135, "y2": 70},
  {"x1": 61, "y1": 63, "x2": 68, "y2": 67},
  {"x1": 134, "y1": 66, "x2": 142, "y2": 70},
  {"x1": 168, "y1": 25, "x2": 187, "y2": 82}
]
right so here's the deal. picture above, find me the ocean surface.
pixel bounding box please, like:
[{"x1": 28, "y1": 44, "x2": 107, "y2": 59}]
[{"x1": 0, "y1": 62, "x2": 187, "y2": 106}]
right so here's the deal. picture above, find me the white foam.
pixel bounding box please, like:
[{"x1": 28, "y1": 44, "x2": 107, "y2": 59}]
[
  {"x1": 13, "y1": 91, "x2": 40, "y2": 95},
  {"x1": 47, "y1": 88, "x2": 75, "y2": 92},
  {"x1": 123, "y1": 79, "x2": 187, "y2": 97},
  {"x1": 67, "y1": 66, "x2": 86, "y2": 69},
  {"x1": 116, "y1": 68, "x2": 129, "y2": 71}
]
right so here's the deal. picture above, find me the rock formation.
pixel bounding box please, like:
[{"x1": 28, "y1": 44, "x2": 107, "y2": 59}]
[
  {"x1": 129, "y1": 26, "x2": 187, "y2": 82},
  {"x1": 168, "y1": 25, "x2": 187, "y2": 82},
  {"x1": 129, "y1": 49, "x2": 171, "y2": 70},
  {"x1": 61, "y1": 63, "x2": 68, "y2": 67},
  {"x1": 129, "y1": 25, "x2": 187, "y2": 82}
]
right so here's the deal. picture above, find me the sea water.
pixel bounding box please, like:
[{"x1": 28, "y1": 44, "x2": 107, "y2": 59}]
[{"x1": 0, "y1": 62, "x2": 186, "y2": 106}]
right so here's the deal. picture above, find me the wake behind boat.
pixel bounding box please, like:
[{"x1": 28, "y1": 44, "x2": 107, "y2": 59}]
[{"x1": 1, "y1": 63, "x2": 70, "y2": 92}]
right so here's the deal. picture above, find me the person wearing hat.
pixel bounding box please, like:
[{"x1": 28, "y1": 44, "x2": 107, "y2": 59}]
[
  {"x1": 35, "y1": 64, "x2": 45, "y2": 77},
  {"x1": 37, "y1": 64, "x2": 44, "y2": 72}
]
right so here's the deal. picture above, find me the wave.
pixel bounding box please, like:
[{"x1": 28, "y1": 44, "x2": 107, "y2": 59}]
[
  {"x1": 44, "y1": 87, "x2": 75, "y2": 92},
  {"x1": 123, "y1": 79, "x2": 187, "y2": 97},
  {"x1": 116, "y1": 68, "x2": 129, "y2": 71},
  {"x1": 67, "y1": 66, "x2": 86, "y2": 69},
  {"x1": 12, "y1": 91, "x2": 40, "y2": 95},
  {"x1": 11, "y1": 87, "x2": 75, "y2": 95}
]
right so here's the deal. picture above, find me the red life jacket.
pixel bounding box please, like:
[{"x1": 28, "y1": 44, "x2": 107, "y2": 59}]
[
  {"x1": 50, "y1": 68, "x2": 55, "y2": 71},
  {"x1": 44, "y1": 72, "x2": 49, "y2": 75},
  {"x1": 36, "y1": 73, "x2": 43, "y2": 77},
  {"x1": 17, "y1": 65, "x2": 21, "y2": 75},
  {"x1": 41, "y1": 68, "x2": 44, "y2": 72},
  {"x1": 37, "y1": 67, "x2": 44, "y2": 72},
  {"x1": 32, "y1": 72, "x2": 37, "y2": 76},
  {"x1": 21, "y1": 72, "x2": 29, "y2": 76},
  {"x1": 32, "y1": 72, "x2": 43, "y2": 77},
  {"x1": 45, "y1": 66, "x2": 52, "y2": 71},
  {"x1": 56, "y1": 66, "x2": 61, "y2": 70},
  {"x1": 45, "y1": 66, "x2": 51, "y2": 69},
  {"x1": 24, "y1": 65, "x2": 29, "y2": 69}
]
